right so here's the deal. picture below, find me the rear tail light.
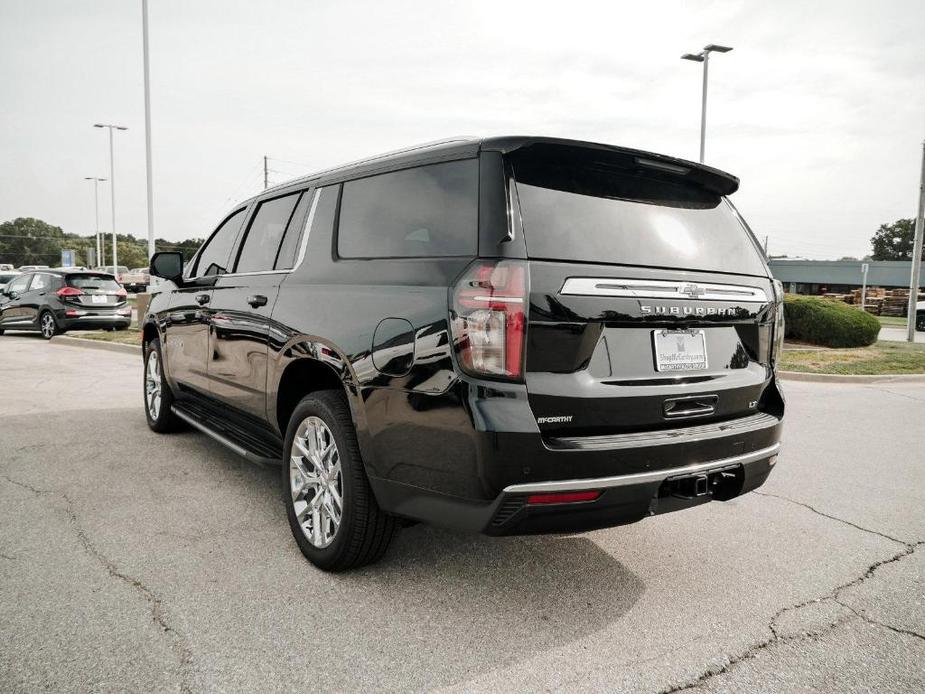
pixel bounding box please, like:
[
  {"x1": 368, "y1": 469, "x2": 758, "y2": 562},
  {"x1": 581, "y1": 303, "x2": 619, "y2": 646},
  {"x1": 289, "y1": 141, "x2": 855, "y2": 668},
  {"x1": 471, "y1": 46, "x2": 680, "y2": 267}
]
[
  {"x1": 450, "y1": 260, "x2": 528, "y2": 380},
  {"x1": 771, "y1": 280, "x2": 785, "y2": 368},
  {"x1": 115, "y1": 288, "x2": 127, "y2": 298},
  {"x1": 56, "y1": 286, "x2": 83, "y2": 297},
  {"x1": 527, "y1": 491, "x2": 601, "y2": 505}
]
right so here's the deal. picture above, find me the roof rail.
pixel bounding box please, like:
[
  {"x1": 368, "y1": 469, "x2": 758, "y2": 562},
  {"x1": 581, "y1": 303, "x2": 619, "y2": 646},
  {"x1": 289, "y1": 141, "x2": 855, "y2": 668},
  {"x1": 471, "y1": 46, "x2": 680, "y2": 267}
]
[{"x1": 262, "y1": 136, "x2": 479, "y2": 194}]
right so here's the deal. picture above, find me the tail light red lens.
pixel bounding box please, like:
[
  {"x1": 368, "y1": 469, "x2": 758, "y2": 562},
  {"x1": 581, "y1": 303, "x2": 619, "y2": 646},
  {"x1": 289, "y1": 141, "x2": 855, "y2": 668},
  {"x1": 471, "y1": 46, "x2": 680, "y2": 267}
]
[
  {"x1": 56, "y1": 286, "x2": 83, "y2": 297},
  {"x1": 115, "y1": 288, "x2": 128, "y2": 298},
  {"x1": 526, "y1": 491, "x2": 601, "y2": 505},
  {"x1": 451, "y1": 260, "x2": 528, "y2": 380}
]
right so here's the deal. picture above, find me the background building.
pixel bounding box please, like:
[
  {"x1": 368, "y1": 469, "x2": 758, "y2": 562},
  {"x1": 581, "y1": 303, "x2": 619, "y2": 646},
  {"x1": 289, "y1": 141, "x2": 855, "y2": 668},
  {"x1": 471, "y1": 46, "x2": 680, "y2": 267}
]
[{"x1": 769, "y1": 259, "x2": 925, "y2": 295}]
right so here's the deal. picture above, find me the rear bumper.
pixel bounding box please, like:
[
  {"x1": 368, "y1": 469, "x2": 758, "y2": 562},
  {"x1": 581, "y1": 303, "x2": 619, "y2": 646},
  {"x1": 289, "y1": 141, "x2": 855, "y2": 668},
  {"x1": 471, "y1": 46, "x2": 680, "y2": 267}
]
[
  {"x1": 60, "y1": 314, "x2": 131, "y2": 330},
  {"x1": 367, "y1": 372, "x2": 784, "y2": 534},
  {"x1": 370, "y1": 440, "x2": 779, "y2": 535}
]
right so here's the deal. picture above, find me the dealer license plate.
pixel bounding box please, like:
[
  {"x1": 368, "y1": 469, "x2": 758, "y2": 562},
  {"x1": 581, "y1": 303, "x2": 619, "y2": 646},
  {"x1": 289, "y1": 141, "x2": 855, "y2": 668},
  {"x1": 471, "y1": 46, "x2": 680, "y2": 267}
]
[
  {"x1": 91, "y1": 294, "x2": 108, "y2": 304},
  {"x1": 652, "y1": 329, "x2": 708, "y2": 372}
]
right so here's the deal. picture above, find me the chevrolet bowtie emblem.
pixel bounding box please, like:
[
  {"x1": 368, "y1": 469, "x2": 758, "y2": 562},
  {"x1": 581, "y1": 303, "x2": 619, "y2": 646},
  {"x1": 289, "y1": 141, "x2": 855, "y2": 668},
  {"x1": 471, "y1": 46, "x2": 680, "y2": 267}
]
[{"x1": 678, "y1": 283, "x2": 706, "y2": 298}]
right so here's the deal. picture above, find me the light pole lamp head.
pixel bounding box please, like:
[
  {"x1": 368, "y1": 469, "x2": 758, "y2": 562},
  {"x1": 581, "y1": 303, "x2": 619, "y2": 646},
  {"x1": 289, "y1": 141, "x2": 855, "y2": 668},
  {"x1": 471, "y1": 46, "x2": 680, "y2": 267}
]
[
  {"x1": 704, "y1": 44, "x2": 733, "y2": 53},
  {"x1": 681, "y1": 53, "x2": 705, "y2": 62}
]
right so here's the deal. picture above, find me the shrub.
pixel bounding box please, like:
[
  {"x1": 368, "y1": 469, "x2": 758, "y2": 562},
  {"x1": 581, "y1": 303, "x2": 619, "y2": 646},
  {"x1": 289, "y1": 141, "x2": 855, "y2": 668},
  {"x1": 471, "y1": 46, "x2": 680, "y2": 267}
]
[{"x1": 783, "y1": 294, "x2": 880, "y2": 348}]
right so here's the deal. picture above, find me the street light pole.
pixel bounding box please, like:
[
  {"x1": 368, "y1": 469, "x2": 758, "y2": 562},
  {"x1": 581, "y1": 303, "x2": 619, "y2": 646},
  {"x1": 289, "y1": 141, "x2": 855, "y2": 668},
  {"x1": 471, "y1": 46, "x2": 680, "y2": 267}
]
[
  {"x1": 94, "y1": 123, "x2": 128, "y2": 280},
  {"x1": 681, "y1": 44, "x2": 733, "y2": 163},
  {"x1": 142, "y1": 0, "x2": 156, "y2": 263},
  {"x1": 907, "y1": 140, "x2": 925, "y2": 342},
  {"x1": 84, "y1": 176, "x2": 107, "y2": 267}
]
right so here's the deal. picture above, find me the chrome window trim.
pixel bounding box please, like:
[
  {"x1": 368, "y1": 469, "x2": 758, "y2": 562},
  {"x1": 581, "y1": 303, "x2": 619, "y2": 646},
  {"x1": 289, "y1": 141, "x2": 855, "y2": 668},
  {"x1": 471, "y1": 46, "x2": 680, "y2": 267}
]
[
  {"x1": 560, "y1": 277, "x2": 768, "y2": 303},
  {"x1": 291, "y1": 188, "x2": 321, "y2": 272},
  {"x1": 185, "y1": 189, "x2": 320, "y2": 282}
]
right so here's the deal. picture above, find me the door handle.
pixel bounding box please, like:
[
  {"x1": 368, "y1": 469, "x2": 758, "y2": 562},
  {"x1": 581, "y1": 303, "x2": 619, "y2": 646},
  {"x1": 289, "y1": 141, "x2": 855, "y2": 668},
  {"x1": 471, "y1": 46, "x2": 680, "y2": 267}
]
[
  {"x1": 195, "y1": 293, "x2": 211, "y2": 306},
  {"x1": 247, "y1": 294, "x2": 268, "y2": 308}
]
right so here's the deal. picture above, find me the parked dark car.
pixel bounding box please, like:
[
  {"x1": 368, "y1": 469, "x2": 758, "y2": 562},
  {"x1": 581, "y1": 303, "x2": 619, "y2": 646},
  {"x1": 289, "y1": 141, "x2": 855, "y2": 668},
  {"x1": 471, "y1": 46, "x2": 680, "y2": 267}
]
[
  {"x1": 142, "y1": 136, "x2": 785, "y2": 571},
  {"x1": 0, "y1": 269, "x2": 132, "y2": 338}
]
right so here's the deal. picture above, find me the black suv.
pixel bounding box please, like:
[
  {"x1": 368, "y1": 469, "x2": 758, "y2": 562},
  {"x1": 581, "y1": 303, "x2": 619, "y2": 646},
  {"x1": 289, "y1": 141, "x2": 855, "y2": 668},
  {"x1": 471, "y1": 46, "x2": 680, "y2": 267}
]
[
  {"x1": 0, "y1": 269, "x2": 131, "y2": 338},
  {"x1": 143, "y1": 137, "x2": 785, "y2": 571}
]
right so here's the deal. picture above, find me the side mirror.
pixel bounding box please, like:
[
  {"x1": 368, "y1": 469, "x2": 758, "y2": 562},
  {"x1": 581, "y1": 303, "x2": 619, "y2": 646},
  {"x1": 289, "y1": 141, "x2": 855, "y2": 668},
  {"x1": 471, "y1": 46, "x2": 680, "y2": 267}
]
[{"x1": 150, "y1": 252, "x2": 184, "y2": 283}]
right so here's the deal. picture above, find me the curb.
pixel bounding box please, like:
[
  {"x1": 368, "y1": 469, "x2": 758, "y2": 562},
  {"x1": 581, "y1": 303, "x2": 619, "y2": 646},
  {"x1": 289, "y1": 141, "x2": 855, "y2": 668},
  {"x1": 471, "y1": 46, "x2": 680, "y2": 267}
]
[
  {"x1": 779, "y1": 370, "x2": 925, "y2": 384},
  {"x1": 50, "y1": 335, "x2": 142, "y2": 355}
]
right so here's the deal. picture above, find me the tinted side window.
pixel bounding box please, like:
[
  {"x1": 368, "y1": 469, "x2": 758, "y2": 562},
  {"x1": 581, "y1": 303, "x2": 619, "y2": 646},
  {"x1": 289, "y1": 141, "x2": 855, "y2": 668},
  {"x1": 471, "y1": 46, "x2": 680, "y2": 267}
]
[
  {"x1": 235, "y1": 193, "x2": 301, "y2": 273},
  {"x1": 337, "y1": 159, "x2": 478, "y2": 258},
  {"x1": 29, "y1": 273, "x2": 51, "y2": 291},
  {"x1": 274, "y1": 191, "x2": 314, "y2": 270},
  {"x1": 194, "y1": 208, "x2": 246, "y2": 277},
  {"x1": 7, "y1": 275, "x2": 31, "y2": 294}
]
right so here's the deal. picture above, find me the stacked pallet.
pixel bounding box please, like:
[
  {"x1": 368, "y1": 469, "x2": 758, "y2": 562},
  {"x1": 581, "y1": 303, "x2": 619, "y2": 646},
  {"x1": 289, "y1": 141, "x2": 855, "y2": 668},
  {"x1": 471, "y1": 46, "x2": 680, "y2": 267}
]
[
  {"x1": 881, "y1": 289, "x2": 910, "y2": 317},
  {"x1": 842, "y1": 287, "x2": 925, "y2": 317},
  {"x1": 851, "y1": 287, "x2": 886, "y2": 315}
]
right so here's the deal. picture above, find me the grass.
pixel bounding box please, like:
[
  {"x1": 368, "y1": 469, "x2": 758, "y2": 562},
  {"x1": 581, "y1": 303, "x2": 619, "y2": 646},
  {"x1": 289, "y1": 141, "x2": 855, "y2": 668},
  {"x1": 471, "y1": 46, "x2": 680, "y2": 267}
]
[
  {"x1": 780, "y1": 340, "x2": 925, "y2": 375},
  {"x1": 71, "y1": 327, "x2": 142, "y2": 346},
  {"x1": 878, "y1": 315, "x2": 909, "y2": 327}
]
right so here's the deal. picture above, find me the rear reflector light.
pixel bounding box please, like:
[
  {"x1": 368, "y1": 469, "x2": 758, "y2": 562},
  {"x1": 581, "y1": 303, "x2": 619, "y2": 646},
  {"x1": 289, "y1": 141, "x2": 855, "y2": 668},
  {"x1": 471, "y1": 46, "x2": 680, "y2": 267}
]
[
  {"x1": 65, "y1": 309, "x2": 86, "y2": 317},
  {"x1": 56, "y1": 286, "x2": 83, "y2": 297},
  {"x1": 526, "y1": 490, "x2": 601, "y2": 505},
  {"x1": 450, "y1": 260, "x2": 528, "y2": 380}
]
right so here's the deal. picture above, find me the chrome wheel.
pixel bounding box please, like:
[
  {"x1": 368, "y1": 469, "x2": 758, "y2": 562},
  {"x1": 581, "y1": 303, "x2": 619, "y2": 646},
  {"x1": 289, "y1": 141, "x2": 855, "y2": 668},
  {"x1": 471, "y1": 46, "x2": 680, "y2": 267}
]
[
  {"x1": 41, "y1": 313, "x2": 55, "y2": 338},
  {"x1": 145, "y1": 350, "x2": 162, "y2": 420},
  {"x1": 290, "y1": 416, "x2": 343, "y2": 548}
]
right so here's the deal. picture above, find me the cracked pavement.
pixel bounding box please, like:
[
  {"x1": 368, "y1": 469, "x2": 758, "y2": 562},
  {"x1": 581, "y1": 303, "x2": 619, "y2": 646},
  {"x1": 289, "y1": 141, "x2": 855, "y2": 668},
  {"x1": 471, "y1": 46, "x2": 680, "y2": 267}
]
[{"x1": 1, "y1": 335, "x2": 923, "y2": 693}]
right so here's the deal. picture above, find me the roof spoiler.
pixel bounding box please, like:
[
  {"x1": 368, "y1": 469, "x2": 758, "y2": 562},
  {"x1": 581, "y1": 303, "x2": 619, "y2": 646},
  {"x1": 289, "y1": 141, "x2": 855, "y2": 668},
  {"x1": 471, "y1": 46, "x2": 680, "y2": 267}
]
[{"x1": 486, "y1": 137, "x2": 740, "y2": 196}]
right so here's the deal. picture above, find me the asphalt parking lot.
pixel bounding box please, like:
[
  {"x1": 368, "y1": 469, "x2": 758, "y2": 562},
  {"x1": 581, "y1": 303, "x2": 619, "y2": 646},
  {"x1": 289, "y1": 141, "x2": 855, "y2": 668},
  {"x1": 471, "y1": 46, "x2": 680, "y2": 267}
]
[{"x1": 1, "y1": 335, "x2": 923, "y2": 693}]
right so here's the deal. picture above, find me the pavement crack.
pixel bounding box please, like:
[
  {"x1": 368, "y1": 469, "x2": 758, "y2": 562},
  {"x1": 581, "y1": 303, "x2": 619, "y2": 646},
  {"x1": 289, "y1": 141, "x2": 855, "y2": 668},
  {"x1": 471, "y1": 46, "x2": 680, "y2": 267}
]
[
  {"x1": 835, "y1": 598, "x2": 925, "y2": 642},
  {"x1": 1, "y1": 473, "x2": 53, "y2": 496},
  {"x1": 753, "y1": 491, "x2": 908, "y2": 545},
  {"x1": 59, "y1": 492, "x2": 194, "y2": 693},
  {"x1": 656, "y1": 541, "x2": 923, "y2": 693},
  {"x1": 2, "y1": 469, "x2": 194, "y2": 693}
]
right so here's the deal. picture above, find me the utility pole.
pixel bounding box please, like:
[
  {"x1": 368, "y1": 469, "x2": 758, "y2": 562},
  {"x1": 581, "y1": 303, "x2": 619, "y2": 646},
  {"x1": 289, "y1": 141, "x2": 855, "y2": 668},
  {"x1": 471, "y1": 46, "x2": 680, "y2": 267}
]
[
  {"x1": 264, "y1": 155, "x2": 269, "y2": 189},
  {"x1": 142, "y1": 0, "x2": 156, "y2": 263},
  {"x1": 763, "y1": 235, "x2": 769, "y2": 256},
  {"x1": 861, "y1": 262, "x2": 869, "y2": 313},
  {"x1": 907, "y1": 140, "x2": 925, "y2": 342},
  {"x1": 94, "y1": 123, "x2": 128, "y2": 279},
  {"x1": 84, "y1": 176, "x2": 107, "y2": 268},
  {"x1": 681, "y1": 44, "x2": 733, "y2": 163}
]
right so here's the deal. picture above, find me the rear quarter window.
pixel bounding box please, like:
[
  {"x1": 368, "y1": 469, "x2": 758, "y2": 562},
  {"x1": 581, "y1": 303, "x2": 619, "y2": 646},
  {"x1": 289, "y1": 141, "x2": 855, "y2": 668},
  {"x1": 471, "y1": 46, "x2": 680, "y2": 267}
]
[{"x1": 337, "y1": 159, "x2": 478, "y2": 259}]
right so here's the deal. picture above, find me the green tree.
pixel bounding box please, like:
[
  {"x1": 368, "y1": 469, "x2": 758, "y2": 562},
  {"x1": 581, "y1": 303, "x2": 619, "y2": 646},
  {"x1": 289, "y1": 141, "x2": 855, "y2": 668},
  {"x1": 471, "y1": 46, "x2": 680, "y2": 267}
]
[
  {"x1": 870, "y1": 219, "x2": 921, "y2": 260},
  {"x1": 1, "y1": 216, "x2": 207, "y2": 269},
  {"x1": 0, "y1": 217, "x2": 66, "y2": 266}
]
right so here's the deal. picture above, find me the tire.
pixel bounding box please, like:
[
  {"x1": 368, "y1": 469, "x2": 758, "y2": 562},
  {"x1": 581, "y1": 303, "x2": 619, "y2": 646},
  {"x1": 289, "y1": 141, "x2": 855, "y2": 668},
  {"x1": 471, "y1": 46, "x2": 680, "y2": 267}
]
[
  {"x1": 39, "y1": 310, "x2": 60, "y2": 339},
  {"x1": 143, "y1": 337, "x2": 182, "y2": 433},
  {"x1": 916, "y1": 313, "x2": 925, "y2": 332},
  {"x1": 283, "y1": 390, "x2": 398, "y2": 571}
]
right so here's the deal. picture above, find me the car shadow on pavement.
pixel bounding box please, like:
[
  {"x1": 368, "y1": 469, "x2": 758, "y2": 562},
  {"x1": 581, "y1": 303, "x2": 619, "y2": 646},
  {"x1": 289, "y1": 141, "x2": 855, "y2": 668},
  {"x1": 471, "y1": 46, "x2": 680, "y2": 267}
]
[
  {"x1": 329, "y1": 524, "x2": 645, "y2": 688},
  {"x1": 180, "y1": 432, "x2": 644, "y2": 689}
]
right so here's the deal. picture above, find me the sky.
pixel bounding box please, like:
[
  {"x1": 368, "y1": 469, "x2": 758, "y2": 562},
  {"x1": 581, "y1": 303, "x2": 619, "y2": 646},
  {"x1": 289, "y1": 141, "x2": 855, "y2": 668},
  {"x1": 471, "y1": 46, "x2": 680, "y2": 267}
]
[{"x1": 1, "y1": 0, "x2": 923, "y2": 260}]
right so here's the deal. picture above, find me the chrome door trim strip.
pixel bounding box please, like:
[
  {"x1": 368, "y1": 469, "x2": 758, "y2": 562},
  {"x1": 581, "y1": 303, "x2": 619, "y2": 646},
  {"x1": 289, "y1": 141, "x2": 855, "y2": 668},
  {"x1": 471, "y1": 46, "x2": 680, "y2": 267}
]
[
  {"x1": 560, "y1": 277, "x2": 768, "y2": 303},
  {"x1": 503, "y1": 443, "x2": 780, "y2": 494}
]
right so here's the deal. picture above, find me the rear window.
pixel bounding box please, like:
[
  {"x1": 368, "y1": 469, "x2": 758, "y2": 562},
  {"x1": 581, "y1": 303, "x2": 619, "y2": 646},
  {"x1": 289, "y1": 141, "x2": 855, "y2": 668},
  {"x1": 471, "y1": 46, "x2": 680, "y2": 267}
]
[
  {"x1": 337, "y1": 159, "x2": 478, "y2": 258},
  {"x1": 68, "y1": 275, "x2": 122, "y2": 292},
  {"x1": 510, "y1": 150, "x2": 766, "y2": 276}
]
